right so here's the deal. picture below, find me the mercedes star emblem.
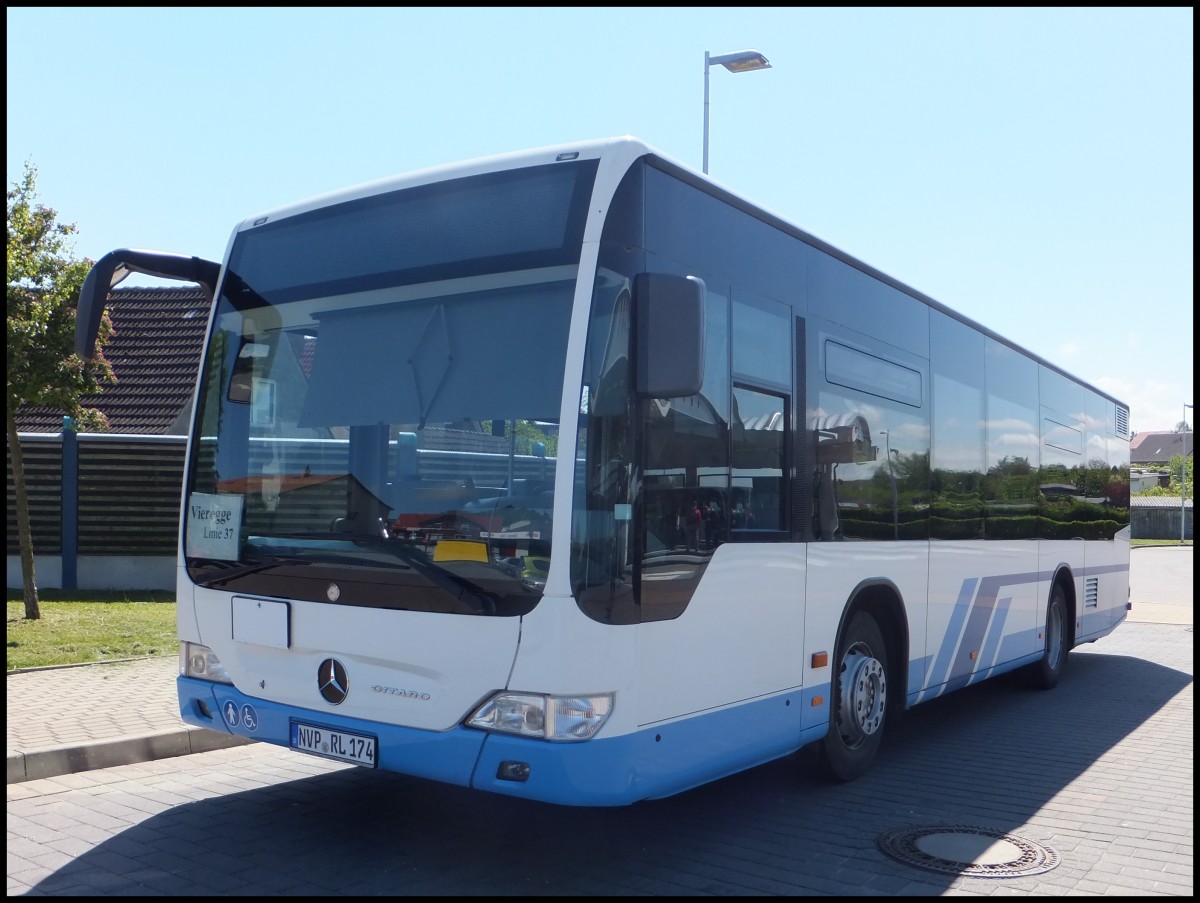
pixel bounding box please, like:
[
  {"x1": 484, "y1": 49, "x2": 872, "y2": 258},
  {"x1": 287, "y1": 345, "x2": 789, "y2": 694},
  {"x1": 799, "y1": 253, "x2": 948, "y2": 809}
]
[{"x1": 317, "y1": 658, "x2": 349, "y2": 705}]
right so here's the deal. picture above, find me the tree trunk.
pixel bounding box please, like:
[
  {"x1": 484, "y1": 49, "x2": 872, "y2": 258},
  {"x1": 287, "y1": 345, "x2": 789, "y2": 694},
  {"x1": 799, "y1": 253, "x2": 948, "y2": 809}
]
[{"x1": 6, "y1": 407, "x2": 40, "y2": 619}]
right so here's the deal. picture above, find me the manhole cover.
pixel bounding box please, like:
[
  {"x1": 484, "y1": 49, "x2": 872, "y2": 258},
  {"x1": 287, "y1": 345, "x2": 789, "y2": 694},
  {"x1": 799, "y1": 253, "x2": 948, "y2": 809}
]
[{"x1": 878, "y1": 825, "x2": 1060, "y2": 878}]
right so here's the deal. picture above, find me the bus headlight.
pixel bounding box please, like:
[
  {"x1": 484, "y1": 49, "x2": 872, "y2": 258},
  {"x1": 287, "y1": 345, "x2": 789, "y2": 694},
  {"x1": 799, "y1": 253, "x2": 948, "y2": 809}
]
[
  {"x1": 467, "y1": 692, "x2": 613, "y2": 742},
  {"x1": 180, "y1": 642, "x2": 233, "y2": 684}
]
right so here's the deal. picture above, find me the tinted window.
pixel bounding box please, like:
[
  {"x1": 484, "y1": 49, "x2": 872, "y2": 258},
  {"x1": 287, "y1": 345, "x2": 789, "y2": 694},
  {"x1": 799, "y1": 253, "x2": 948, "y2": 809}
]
[
  {"x1": 930, "y1": 313, "x2": 985, "y2": 540},
  {"x1": 984, "y1": 339, "x2": 1039, "y2": 539},
  {"x1": 813, "y1": 328, "x2": 929, "y2": 541},
  {"x1": 732, "y1": 386, "x2": 786, "y2": 532},
  {"x1": 228, "y1": 161, "x2": 597, "y2": 303},
  {"x1": 733, "y1": 291, "x2": 790, "y2": 387}
]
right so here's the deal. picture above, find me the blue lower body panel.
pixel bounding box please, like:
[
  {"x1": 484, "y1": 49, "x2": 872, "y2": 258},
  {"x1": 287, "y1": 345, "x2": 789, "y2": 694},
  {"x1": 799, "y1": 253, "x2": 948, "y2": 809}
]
[
  {"x1": 178, "y1": 676, "x2": 485, "y2": 788},
  {"x1": 180, "y1": 677, "x2": 814, "y2": 806},
  {"x1": 472, "y1": 692, "x2": 813, "y2": 806}
]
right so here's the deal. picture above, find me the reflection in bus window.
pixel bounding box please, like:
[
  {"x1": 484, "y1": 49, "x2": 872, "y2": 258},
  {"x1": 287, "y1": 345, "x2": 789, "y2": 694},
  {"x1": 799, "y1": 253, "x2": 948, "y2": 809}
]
[{"x1": 732, "y1": 386, "x2": 785, "y2": 533}]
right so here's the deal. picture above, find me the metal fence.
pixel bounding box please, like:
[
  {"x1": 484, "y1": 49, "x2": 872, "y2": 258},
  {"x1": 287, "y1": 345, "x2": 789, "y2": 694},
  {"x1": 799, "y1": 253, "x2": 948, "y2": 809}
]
[
  {"x1": 7, "y1": 429, "x2": 186, "y2": 587},
  {"x1": 1131, "y1": 499, "x2": 1193, "y2": 541}
]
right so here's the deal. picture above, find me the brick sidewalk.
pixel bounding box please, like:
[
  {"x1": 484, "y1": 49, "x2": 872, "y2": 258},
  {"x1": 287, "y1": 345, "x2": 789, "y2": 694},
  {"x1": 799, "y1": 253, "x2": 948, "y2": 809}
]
[{"x1": 6, "y1": 657, "x2": 248, "y2": 784}]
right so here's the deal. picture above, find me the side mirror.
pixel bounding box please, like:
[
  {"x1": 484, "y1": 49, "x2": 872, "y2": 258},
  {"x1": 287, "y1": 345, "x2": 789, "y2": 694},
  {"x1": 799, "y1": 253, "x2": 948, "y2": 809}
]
[
  {"x1": 76, "y1": 250, "x2": 221, "y2": 359},
  {"x1": 634, "y1": 273, "x2": 706, "y2": 398}
]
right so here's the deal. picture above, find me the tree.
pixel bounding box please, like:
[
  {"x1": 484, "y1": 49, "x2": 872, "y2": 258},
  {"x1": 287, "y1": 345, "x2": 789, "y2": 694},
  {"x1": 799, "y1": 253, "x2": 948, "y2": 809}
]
[
  {"x1": 7, "y1": 162, "x2": 114, "y2": 619},
  {"x1": 1167, "y1": 453, "x2": 1193, "y2": 497}
]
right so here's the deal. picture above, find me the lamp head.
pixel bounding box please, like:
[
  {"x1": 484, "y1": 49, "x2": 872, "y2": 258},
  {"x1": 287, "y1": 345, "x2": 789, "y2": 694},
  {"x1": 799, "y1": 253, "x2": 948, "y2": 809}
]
[{"x1": 708, "y1": 50, "x2": 771, "y2": 73}]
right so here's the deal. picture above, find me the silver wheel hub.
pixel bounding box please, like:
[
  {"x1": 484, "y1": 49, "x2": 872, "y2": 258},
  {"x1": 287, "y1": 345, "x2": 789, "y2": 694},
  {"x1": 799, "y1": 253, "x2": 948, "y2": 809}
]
[{"x1": 837, "y1": 646, "x2": 887, "y2": 747}]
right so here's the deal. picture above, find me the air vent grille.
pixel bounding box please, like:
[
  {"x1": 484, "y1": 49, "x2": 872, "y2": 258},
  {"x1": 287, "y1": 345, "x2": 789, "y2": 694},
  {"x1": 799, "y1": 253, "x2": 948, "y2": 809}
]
[
  {"x1": 1115, "y1": 405, "x2": 1130, "y2": 438},
  {"x1": 1084, "y1": 577, "x2": 1099, "y2": 609}
]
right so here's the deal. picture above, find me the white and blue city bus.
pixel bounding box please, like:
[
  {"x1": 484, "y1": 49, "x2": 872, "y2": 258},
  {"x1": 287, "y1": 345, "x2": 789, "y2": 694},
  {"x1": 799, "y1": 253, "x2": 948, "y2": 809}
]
[{"x1": 76, "y1": 137, "x2": 1131, "y2": 806}]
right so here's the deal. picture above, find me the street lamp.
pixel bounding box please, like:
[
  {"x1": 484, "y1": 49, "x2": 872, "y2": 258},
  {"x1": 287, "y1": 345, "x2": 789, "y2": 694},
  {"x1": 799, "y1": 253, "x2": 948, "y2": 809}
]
[
  {"x1": 1183, "y1": 403, "x2": 1193, "y2": 544},
  {"x1": 703, "y1": 49, "x2": 771, "y2": 175}
]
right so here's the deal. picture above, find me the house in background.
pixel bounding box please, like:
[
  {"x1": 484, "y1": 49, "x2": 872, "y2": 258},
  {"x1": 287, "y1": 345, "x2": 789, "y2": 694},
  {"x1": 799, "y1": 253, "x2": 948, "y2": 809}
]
[
  {"x1": 7, "y1": 285, "x2": 212, "y2": 590},
  {"x1": 1130, "y1": 470, "x2": 1166, "y2": 492},
  {"x1": 1128, "y1": 430, "x2": 1193, "y2": 540},
  {"x1": 1130, "y1": 430, "x2": 1193, "y2": 469}
]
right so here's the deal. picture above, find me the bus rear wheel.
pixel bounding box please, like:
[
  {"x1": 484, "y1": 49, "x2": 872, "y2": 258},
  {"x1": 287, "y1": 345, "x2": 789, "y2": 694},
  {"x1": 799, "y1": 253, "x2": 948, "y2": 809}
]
[
  {"x1": 1027, "y1": 583, "x2": 1069, "y2": 690},
  {"x1": 821, "y1": 611, "x2": 888, "y2": 782}
]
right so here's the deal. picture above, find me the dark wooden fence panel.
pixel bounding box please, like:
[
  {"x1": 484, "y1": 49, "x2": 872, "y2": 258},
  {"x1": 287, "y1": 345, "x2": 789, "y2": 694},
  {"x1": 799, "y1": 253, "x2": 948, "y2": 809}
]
[
  {"x1": 6, "y1": 436, "x2": 63, "y2": 555},
  {"x1": 1132, "y1": 506, "x2": 1193, "y2": 541},
  {"x1": 8, "y1": 433, "x2": 186, "y2": 557},
  {"x1": 77, "y1": 438, "x2": 187, "y2": 555}
]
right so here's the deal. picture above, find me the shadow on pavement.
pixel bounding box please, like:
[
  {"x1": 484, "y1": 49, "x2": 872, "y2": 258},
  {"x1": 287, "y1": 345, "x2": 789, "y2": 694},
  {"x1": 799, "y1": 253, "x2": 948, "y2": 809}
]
[{"x1": 26, "y1": 639, "x2": 1192, "y2": 895}]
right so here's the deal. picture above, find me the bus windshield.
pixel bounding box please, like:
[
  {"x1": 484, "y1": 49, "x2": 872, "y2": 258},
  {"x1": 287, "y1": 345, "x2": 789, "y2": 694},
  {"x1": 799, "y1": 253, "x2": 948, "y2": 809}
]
[{"x1": 183, "y1": 160, "x2": 597, "y2": 615}]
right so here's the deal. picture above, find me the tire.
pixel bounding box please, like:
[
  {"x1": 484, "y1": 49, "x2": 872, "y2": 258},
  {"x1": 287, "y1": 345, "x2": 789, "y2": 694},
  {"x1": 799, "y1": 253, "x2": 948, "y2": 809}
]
[
  {"x1": 1028, "y1": 583, "x2": 1070, "y2": 690},
  {"x1": 820, "y1": 611, "x2": 888, "y2": 782}
]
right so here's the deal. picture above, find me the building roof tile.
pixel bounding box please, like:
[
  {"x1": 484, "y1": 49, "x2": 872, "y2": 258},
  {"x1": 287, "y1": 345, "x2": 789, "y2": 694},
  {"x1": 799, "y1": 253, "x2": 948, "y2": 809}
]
[
  {"x1": 1130, "y1": 430, "x2": 1193, "y2": 466},
  {"x1": 15, "y1": 286, "x2": 212, "y2": 435}
]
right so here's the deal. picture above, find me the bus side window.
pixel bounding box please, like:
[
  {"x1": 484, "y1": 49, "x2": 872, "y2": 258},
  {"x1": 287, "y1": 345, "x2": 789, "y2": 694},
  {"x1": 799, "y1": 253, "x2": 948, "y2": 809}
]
[{"x1": 732, "y1": 386, "x2": 786, "y2": 534}]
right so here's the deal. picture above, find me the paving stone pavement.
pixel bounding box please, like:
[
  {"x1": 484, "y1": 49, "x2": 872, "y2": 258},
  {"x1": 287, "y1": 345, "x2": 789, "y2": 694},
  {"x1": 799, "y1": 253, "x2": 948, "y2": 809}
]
[
  {"x1": 6, "y1": 656, "x2": 250, "y2": 784},
  {"x1": 5, "y1": 612, "x2": 1192, "y2": 896},
  {"x1": 2, "y1": 547, "x2": 1190, "y2": 893}
]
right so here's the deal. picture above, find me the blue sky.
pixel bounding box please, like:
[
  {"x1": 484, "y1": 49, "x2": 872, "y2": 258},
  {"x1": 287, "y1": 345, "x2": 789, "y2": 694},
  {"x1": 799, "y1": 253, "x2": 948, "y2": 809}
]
[{"x1": 7, "y1": 7, "x2": 1193, "y2": 435}]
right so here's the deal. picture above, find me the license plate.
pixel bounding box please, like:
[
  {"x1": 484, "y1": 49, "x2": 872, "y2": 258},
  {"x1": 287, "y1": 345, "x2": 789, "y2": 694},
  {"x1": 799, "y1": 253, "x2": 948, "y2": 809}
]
[{"x1": 290, "y1": 722, "x2": 377, "y2": 767}]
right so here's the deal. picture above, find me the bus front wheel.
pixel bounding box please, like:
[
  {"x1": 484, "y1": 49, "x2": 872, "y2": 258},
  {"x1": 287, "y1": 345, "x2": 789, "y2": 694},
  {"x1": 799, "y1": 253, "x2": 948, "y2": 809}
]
[{"x1": 821, "y1": 611, "x2": 888, "y2": 782}]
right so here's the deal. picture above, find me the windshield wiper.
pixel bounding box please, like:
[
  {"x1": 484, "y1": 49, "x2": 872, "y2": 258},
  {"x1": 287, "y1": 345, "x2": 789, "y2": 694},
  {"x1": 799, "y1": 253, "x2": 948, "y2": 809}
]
[{"x1": 191, "y1": 556, "x2": 307, "y2": 586}]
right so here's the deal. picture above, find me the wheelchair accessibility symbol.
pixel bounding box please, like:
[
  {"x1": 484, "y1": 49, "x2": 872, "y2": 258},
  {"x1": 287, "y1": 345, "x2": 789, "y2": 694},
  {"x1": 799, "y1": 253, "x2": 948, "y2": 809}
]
[
  {"x1": 240, "y1": 704, "x2": 259, "y2": 732},
  {"x1": 222, "y1": 701, "x2": 260, "y2": 733}
]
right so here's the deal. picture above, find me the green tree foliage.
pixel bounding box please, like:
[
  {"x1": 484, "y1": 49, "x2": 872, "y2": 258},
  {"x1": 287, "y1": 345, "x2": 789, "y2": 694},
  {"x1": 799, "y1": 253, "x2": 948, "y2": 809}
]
[
  {"x1": 7, "y1": 161, "x2": 114, "y2": 619},
  {"x1": 513, "y1": 419, "x2": 558, "y2": 458},
  {"x1": 1167, "y1": 454, "x2": 1193, "y2": 496}
]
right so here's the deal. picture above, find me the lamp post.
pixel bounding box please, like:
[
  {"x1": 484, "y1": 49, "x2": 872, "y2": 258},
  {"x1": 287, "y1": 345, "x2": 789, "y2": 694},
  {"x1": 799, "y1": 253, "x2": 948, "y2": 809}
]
[
  {"x1": 703, "y1": 49, "x2": 771, "y2": 174},
  {"x1": 1183, "y1": 403, "x2": 1193, "y2": 544}
]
